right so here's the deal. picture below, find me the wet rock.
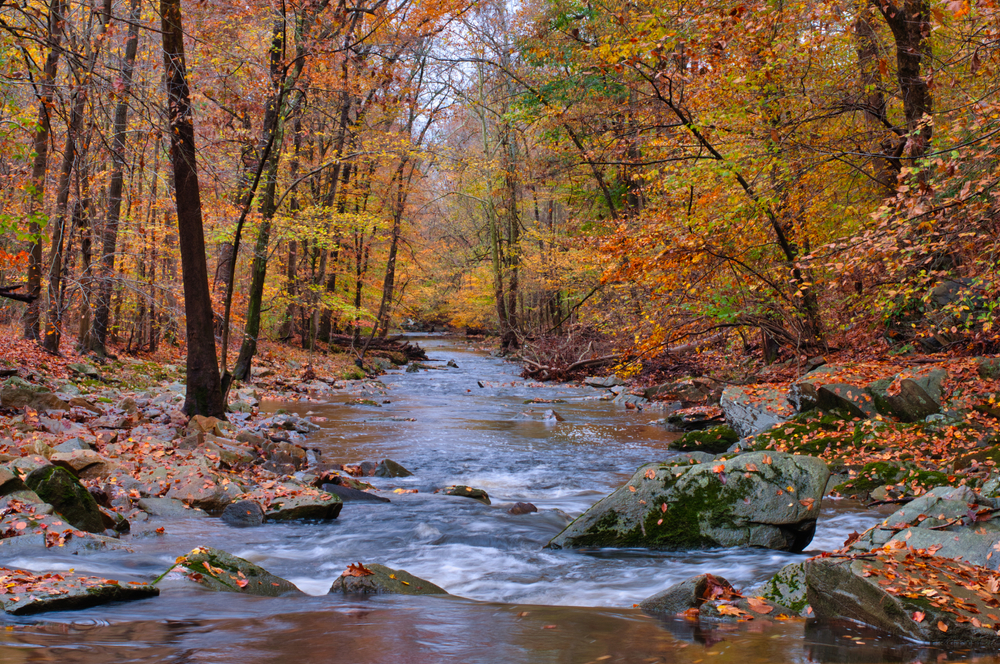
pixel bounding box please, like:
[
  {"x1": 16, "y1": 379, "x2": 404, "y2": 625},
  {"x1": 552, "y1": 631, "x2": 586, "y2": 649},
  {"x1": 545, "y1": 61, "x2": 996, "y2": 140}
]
[
  {"x1": 269, "y1": 413, "x2": 320, "y2": 434},
  {"x1": 138, "y1": 497, "x2": 209, "y2": 519},
  {"x1": 868, "y1": 367, "x2": 946, "y2": 422},
  {"x1": 321, "y1": 483, "x2": 391, "y2": 504},
  {"x1": 328, "y1": 563, "x2": 447, "y2": 596},
  {"x1": 358, "y1": 460, "x2": 378, "y2": 476},
  {"x1": 243, "y1": 482, "x2": 342, "y2": 521},
  {"x1": 669, "y1": 425, "x2": 739, "y2": 454},
  {"x1": 261, "y1": 440, "x2": 307, "y2": 474},
  {"x1": 437, "y1": 485, "x2": 491, "y2": 505},
  {"x1": 759, "y1": 561, "x2": 809, "y2": 615},
  {"x1": 220, "y1": 500, "x2": 265, "y2": 527},
  {"x1": 447, "y1": 360, "x2": 459, "y2": 368},
  {"x1": 542, "y1": 409, "x2": 564, "y2": 423},
  {"x1": 24, "y1": 465, "x2": 104, "y2": 533},
  {"x1": 321, "y1": 474, "x2": 376, "y2": 491},
  {"x1": 639, "y1": 573, "x2": 789, "y2": 621},
  {"x1": 806, "y1": 550, "x2": 1000, "y2": 646},
  {"x1": 0, "y1": 569, "x2": 157, "y2": 615},
  {"x1": 406, "y1": 363, "x2": 420, "y2": 373},
  {"x1": 720, "y1": 386, "x2": 793, "y2": 438},
  {"x1": 613, "y1": 393, "x2": 648, "y2": 407},
  {"x1": 161, "y1": 547, "x2": 299, "y2": 596},
  {"x1": 164, "y1": 465, "x2": 244, "y2": 514},
  {"x1": 584, "y1": 376, "x2": 624, "y2": 388},
  {"x1": 546, "y1": 452, "x2": 829, "y2": 552},
  {"x1": 373, "y1": 459, "x2": 412, "y2": 478},
  {"x1": 507, "y1": 502, "x2": 537, "y2": 515}
]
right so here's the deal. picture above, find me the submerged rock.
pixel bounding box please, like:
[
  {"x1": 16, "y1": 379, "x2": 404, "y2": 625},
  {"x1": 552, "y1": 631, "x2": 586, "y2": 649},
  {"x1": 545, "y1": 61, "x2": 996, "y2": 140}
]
[
  {"x1": 25, "y1": 465, "x2": 104, "y2": 533},
  {"x1": 546, "y1": 451, "x2": 829, "y2": 552},
  {"x1": 328, "y1": 563, "x2": 447, "y2": 596},
  {"x1": 160, "y1": 546, "x2": 299, "y2": 596},
  {"x1": 806, "y1": 549, "x2": 1000, "y2": 646},
  {"x1": 507, "y1": 502, "x2": 537, "y2": 515},
  {"x1": 0, "y1": 569, "x2": 157, "y2": 615},
  {"x1": 437, "y1": 485, "x2": 491, "y2": 505}
]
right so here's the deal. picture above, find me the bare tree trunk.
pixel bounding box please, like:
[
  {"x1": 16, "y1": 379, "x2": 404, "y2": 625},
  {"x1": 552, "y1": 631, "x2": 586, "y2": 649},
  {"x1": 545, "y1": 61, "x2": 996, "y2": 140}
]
[
  {"x1": 24, "y1": 0, "x2": 67, "y2": 341},
  {"x1": 161, "y1": 0, "x2": 225, "y2": 418},
  {"x1": 876, "y1": 0, "x2": 933, "y2": 160},
  {"x1": 90, "y1": 0, "x2": 141, "y2": 354}
]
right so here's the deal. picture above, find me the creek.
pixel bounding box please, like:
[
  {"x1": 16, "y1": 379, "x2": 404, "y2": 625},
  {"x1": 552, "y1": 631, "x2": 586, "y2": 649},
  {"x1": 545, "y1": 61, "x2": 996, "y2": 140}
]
[{"x1": 0, "y1": 335, "x2": 989, "y2": 663}]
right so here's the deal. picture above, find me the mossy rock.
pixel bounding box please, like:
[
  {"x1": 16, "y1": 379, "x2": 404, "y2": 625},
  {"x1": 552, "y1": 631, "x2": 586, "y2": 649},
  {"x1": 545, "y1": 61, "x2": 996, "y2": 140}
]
[
  {"x1": 750, "y1": 409, "x2": 855, "y2": 457},
  {"x1": 759, "y1": 561, "x2": 809, "y2": 615},
  {"x1": 547, "y1": 452, "x2": 829, "y2": 552},
  {"x1": 0, "y1": 571, "x2": 158, "y2": 615},
  {"x1": 670, "y1": 425, "x2": 738, "y2": 454},
  {"x1": 831, "y1": 461, "x2": 959, "y2": 498},
  {"x1": 438, "y1": 485, "x2": 490, "y2": 505},
  {"x1": 160, "y1": 546, "x2": 300, "y2": 596},
  {"x1": 24, "y1": 466, "x2": 104, "y2": 533}
]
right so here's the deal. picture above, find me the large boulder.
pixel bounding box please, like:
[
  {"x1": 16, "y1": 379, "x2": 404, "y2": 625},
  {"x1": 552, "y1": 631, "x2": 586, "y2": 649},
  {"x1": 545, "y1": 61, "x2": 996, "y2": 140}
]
[
  {"x1": 806, "y1": 549, "x2": 1000, "y2": 646},
  {"x1": 720, "y1": 386, "x2": 793, "y2": 438},
  {"x1": 0, "y1": 569, "x2": 157, "y2": 615},
  {"x1": 24, "y1": 465, "x2": 104, "y2": 533},
  {"x1": 546, "y1": 452, "x2": 829, "y2": 552},
  {"x1": 758, "y1": 561, "x2": 809, "y2": 615},
  {"x1": 867, "y1": 367, "x2": 946, "y2": 422},
  {"x1": 0, "y1": 379, "x2": 70, "y2": 412},
  {"x1": 160, "y1": 546, "x2": 299, "y2": 596},
  {"x1": 328, "y1": 563, "x2": 447, "y2": 596}
]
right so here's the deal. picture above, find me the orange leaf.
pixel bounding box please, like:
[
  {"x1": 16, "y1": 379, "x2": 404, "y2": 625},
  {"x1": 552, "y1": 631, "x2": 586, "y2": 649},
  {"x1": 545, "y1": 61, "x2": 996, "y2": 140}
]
[
  {"x1": 938, "y1": 621, "x2": 948, "y2": 632},
  {"x1": 343, "y1": 562, "x2": 374, "y2": 577},
  {"x1": 913, "y1": 611, "x2": 925, "y2": 623},
  {"x1": 747, "y1": 597, "x2": 773, "y2": 614}
]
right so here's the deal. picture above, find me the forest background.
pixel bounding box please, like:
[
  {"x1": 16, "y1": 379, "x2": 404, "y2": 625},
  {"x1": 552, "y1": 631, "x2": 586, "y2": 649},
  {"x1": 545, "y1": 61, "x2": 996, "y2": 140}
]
[{"x1": 0, "y1": 0, "x2": 997, "y2": 415}]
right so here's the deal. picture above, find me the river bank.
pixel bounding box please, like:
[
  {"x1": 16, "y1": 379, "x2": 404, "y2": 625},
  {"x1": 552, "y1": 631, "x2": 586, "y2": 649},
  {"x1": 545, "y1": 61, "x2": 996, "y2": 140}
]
[{"x1": 0, "y1": 333, "x2": 999, "y2": 661}]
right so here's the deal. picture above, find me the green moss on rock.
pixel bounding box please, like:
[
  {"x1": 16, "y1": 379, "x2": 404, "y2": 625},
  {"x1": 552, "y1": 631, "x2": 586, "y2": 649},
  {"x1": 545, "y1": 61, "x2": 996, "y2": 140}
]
[{"x1": 670, "y1": 425, "x2": 738, "y2": 454}]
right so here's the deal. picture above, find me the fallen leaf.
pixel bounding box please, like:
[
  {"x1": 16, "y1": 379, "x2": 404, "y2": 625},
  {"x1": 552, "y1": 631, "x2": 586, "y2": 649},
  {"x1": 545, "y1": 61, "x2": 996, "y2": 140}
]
[
  {"x1": 343, "y1": 562, "x2": 374, "y2": 577},
  {"x1": 938, "y1": 621, "x2": 948, "y2": 632},
  {"x1": 747, "y1": 597, "x2": 773, "y2": 614},
  {"x1": 913, "y1": 611, "x2": 925, "y2": 623}
]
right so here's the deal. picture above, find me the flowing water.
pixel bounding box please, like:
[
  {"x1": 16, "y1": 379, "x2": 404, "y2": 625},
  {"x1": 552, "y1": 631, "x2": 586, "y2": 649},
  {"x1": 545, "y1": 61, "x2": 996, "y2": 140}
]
[{"x1": 0, "y1": 335, "x2": 995, "y2": 663}]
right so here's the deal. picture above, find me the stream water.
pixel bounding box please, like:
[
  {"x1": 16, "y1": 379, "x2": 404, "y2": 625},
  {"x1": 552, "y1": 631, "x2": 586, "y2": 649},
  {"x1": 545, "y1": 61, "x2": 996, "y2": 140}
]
[{"x1": 0, "y1": 335, "x2": 996, "y2": 663}]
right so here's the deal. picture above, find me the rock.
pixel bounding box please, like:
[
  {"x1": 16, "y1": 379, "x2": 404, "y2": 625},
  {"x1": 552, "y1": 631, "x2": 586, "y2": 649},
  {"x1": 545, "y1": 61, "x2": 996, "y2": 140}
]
[
  {"x1": 164, "y1": 466, "x2": 243, "y2": 513},
  {"x1": 508, "y1": 502, "x2": 537, "y2": 515},
  {"x1": 0, "y1": 466, "x2": 28, "y2": 496},
  {"x1": 49, "y1": 450, "x2": 115, "y2": 479},
  {"x1": 243, "y1": 483, "x2": 342, "y2": 520},
  {"x1": 67, "y1": 362, "x2": 101, "y2": 378},
  {"x1": 328, "y1": 563, "x2": 447, "y2": 596},
  {"x1": 978, "y1": 358, "x2": 1000, "y2": 380},
  {"x1": 175, "y1": 434, "x2": 256, "y2": 466},
  {"x1": 358, "y1": 460, "x2": 378, "y2": 476},
  {"x1": 269, "y1": 413, "x2": 320, "y2": 433},
  {"x1": 447, "y1": 360, "x2": 459, "y2": 368},
  {"x1": 868, "y1": 367, "x2": 946, "y2": 422},
  {"x1": 759, "y1": 562, "x2": 809, "y2": 615},
  {"x1": 720, "y1": 386, "x2": 793, "y2": 438},
  {"x1": 0, "y1": 384, "x2": 69, "y2": 412},
  {"x1": 0, "y1": 569, "x2": 157, "y2": 615},
  {"x1": 220, "y1": 500, "x2": 265, "y2": 527},
  {"x1": 806, "y1": 549, "x2": 1000, "y2": 646},
  {"x1": 322, "y1": 474, "x2": 377, "y2": 491},
  {"x1": 235, "y1": 430, "x2": 267, "y2": 447},
  {"x1": 669, "y1": 425, "x2": 739, "y2": 454},
  {"x1": 373, "y1": 458, "x2": 412, "y2": 478},
  {"x1": 320, "y1": 484, "x2": 391, "y2": 504},
  {"x1": 816, "y1": 383, "x2": 877, "y2": 419},
  {"x1": 664, "y1": 406, "x2": 726, "y2": 431},
  {"x1": 261, "y1": 440, "x2": 307, "y2": 474},
  {"x1": 138, "y1": 497, "x2": 209, "y2": 519},
  {"x1": 52, "y1": 438, "x2": 93, "y2": 453},
  {"x1": 437, "y1": 485, "x2": 491, "y2": 505},
  {"x1": 406, "y1": 363, "x2": 420, "y2": 373},
  {"x1": 546, "y1": 451, "x2": 829, "y2": 552},
  {"x1": 162, "y1": 547, "x2": 299, "y2": 596},
  {"x1": 787, "y1": 365, "x2": 841, "y2": 412},
  {"x1": 542, "y1": 409, "x2": 564, "y2": 422},
  {"x1": 24, "y1": 466, "x2": 105, "y2": 533},
  {"x1": 613, "y1": 393, "x2": 648, "y2": 407},
  {"x1": 584, "y1": 376, "x2": 624, "y2": 388},
  {"x1": 187, "y1": 415, "x2": 224, "y2": 435},
  {"x1": 638, "y1": 573, "x2": 787, "y2": 621},
  {"x1": 644, "y1": 380, "x2": 716, "y2": 402}
]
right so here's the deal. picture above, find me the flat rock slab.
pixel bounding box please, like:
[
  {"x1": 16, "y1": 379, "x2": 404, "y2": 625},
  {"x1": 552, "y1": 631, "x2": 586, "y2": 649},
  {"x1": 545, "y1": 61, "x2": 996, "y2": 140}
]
[
  {"x1": 0, "y1": 569, "x2": 157, "y2": 615},
  {"x1": 720, "y1": 386, "x2": 793, "y2": 438},
  {"x1": 329, "y1": 563, "x2": 447, "y2": 596},
  {"x1": 547, "y1": 452, "x2": 828, "y2": 552},
  {"x1": 162, "y1": 546, "x2": 300, "y2": 596},
  {"x1": 243, "y1": 483, "x2": 343, "y2": 520},
  {"x1": 807, "y1": 548, "x2": 1000, "y2": 646}
]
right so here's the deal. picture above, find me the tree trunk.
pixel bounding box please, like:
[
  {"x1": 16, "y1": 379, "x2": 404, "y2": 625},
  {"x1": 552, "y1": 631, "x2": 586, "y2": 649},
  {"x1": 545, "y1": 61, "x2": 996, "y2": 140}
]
[
  {"x1": 90, "y1": 0, "x2": 141, "y2": 354},
  {"x1": 876, "y1": 0, "x2": 933, "y2": 160},
  {"x1": 24, "y1": 0, "x2": 67, "y2": 341},
  {"x1": 161, "y1": 0, "x2": 225, "y2": 418}
]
